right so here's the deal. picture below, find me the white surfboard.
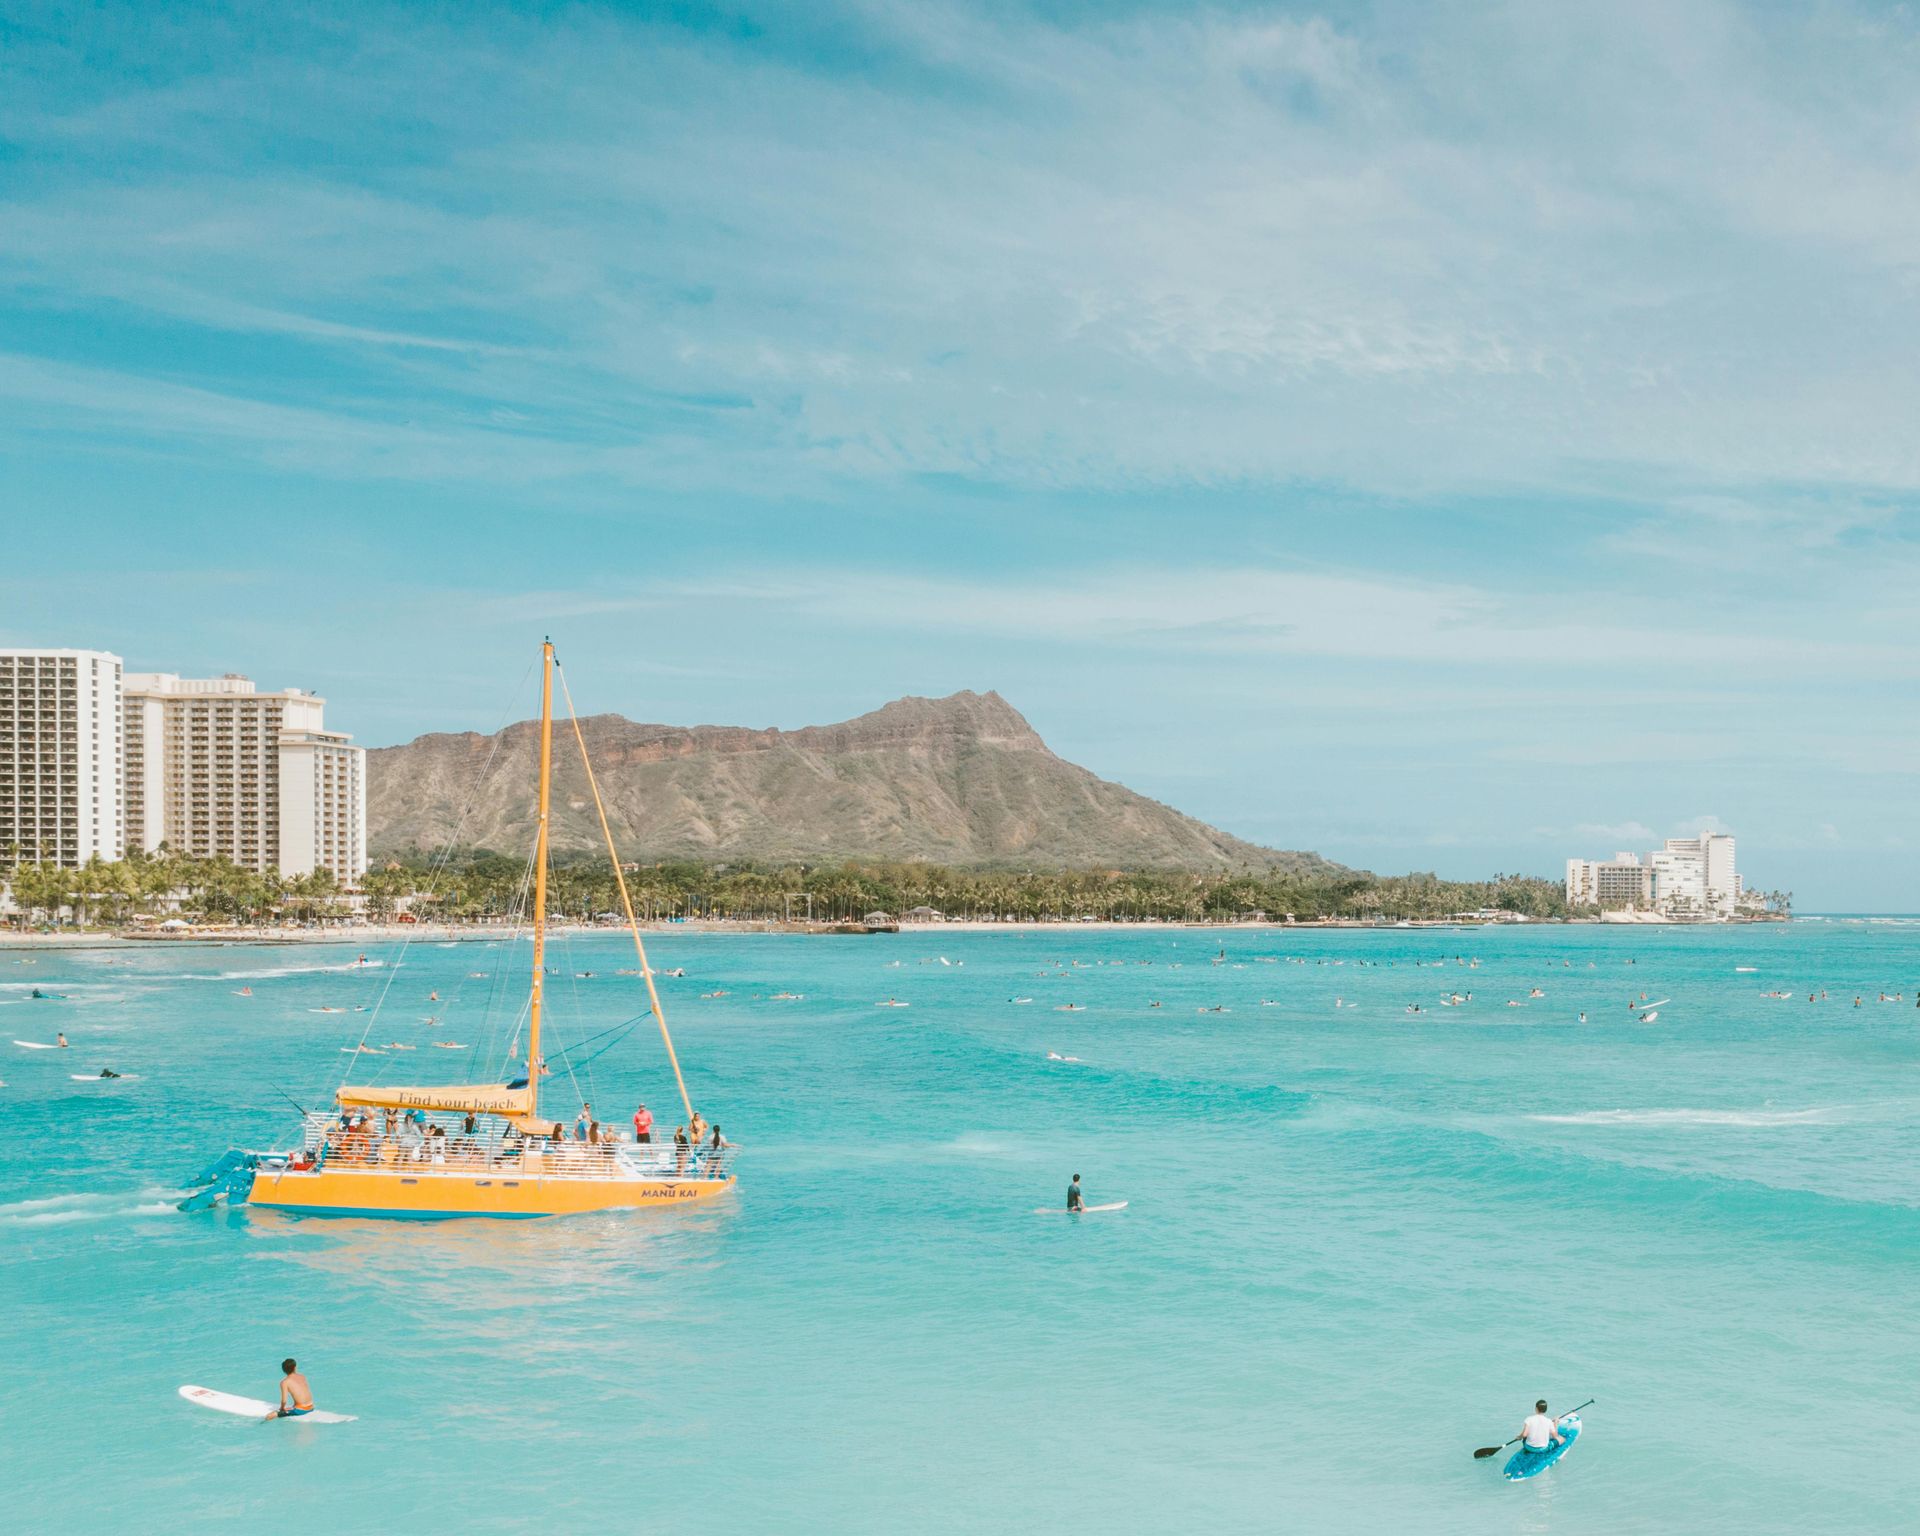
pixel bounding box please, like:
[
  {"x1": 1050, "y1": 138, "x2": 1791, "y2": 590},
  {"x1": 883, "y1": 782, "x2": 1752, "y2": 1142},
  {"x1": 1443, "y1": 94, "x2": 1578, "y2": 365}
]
[
  {"x1": 179, "y1": 1384, "x2": 356, "y2": 1423},
  {"x1": 70, "y1": 1073, "x2": 139, "y2": 1081},
  {"x1": 14, "y1": 1040, "x2": 57, "y2": 1049},
  {"x1": 1033, "y1": 1201, "x2": 1129, "y2": 1214}
]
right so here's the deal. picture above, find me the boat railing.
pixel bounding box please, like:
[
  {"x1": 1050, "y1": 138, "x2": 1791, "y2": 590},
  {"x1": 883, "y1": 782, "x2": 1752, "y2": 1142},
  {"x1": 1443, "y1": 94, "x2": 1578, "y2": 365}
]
[{"x1": 294, "y1": 1112, "x2": 735, "y2": 1181}]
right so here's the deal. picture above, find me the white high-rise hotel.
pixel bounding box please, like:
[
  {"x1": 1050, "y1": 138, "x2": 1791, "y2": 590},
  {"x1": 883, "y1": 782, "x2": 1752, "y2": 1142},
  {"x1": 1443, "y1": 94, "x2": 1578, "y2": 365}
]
[
  {"x1": 0, "y1": 649, "x2": 126, "y2": 865},
  {"x1": 0, "y1": 650, "x2": 366, "y2": 881},
  {"x1": 1566, "y1": 832, "x2": 1742, "y2": 918},
  {"x1": 125, "y1": 673, "x2": 366, "y2": 880}
]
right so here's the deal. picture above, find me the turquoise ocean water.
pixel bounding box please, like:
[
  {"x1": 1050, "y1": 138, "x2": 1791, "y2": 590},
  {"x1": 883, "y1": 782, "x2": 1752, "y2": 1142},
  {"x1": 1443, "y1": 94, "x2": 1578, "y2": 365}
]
[{"x1": 5, "y1": 920, "x2": 1919, "y2": 1532}]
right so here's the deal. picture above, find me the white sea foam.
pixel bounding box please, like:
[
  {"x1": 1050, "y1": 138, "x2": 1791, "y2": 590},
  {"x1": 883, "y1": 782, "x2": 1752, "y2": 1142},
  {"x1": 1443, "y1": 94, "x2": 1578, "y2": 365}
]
[
  {"x1": 1529, "y1": 1107, "x2": 1845, "y2": 1129},
  {"x1": 0, "y1": 1189, "x2": 178, "y2": 1224},
  {"x1": 177, "y1": 960, "x2": 387, "y2": 981}
]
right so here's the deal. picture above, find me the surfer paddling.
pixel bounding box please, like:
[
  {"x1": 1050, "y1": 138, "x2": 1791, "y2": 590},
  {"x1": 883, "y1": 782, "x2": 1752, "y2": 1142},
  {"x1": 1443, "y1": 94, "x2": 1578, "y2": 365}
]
[{"x1": 269, "y1": 1358, "x2": 315, "y2": 1420}]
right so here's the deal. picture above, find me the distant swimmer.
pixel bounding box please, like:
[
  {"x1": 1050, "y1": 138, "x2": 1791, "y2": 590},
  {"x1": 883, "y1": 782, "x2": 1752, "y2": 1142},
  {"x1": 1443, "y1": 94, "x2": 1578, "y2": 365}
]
[
  {"x1": 1066, "y1": 1173, "x2": 1084, "y2": 1213},
  {"x1": 429, "y1": 990, "x2": 440, "y2": 1002},
  {"x1": 1578, "y1": 1012, "x2": 1587, "y2": 1024},
  {"x1": 270, "y1": 1358, "x2": 315, "y2": 1420}
]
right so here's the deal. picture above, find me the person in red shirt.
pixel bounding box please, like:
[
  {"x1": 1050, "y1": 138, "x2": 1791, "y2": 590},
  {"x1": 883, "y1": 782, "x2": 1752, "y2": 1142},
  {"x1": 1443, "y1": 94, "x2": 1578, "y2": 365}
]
[{"x1": 632, "y1": 1102, "x2": 654, "y2": 1144}]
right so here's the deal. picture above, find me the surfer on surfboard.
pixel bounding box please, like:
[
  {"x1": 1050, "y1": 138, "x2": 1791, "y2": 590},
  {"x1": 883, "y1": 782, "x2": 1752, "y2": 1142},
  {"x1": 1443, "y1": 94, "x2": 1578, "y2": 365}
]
[
  {"x1": 1067, "y1": 1174, "x2": 1084, "y2": 1213},
  {"x1": 270, "y1": 1359, "x2": 315, "y2": 1420}
]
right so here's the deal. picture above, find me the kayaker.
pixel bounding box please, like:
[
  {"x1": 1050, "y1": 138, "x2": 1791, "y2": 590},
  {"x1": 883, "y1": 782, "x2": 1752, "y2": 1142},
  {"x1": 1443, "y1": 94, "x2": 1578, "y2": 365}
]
[{"x1": 1519, "y1": 1400, "x2": 1565, "y2": 1458}]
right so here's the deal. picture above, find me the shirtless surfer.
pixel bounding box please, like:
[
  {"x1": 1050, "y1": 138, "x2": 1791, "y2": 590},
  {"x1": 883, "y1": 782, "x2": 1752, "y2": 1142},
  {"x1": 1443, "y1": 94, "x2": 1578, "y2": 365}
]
[{"x1": 270, "y1": 1358, "x2": 315, "y2": 1419}]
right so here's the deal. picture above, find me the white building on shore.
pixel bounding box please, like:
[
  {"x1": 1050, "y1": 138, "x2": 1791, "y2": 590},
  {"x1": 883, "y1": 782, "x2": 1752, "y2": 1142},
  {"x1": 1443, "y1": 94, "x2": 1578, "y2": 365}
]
[
  {"x1": 0, "y1": 648, "x2": 125, "y2": 867},
  {"x1": 124, "y1": 672, "x2": 366, "y2": 881},
  {"x1": 1567, "y1": 832, "x2": 1742, "y2": 918}
]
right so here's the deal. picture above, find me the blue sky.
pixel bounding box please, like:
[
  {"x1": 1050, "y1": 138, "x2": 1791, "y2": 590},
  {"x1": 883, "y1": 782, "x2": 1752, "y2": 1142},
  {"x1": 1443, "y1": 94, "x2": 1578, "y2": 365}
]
[{"x1": 2, "y1": 0, "x2": 1916, "y2": 908}]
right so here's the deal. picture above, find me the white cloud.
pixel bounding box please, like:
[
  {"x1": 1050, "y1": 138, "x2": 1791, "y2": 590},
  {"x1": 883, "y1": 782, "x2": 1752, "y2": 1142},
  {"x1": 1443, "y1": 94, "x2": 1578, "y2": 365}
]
[
  {"x1": 6, "y1": 2, "x2": 1920, "y2": 500},
  {"x1": 1573, "y1": 821, "x2": 1659, "y2": 846}
]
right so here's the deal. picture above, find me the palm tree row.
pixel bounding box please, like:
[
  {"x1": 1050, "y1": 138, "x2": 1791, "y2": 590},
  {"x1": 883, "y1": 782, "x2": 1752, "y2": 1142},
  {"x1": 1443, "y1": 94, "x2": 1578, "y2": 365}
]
[
  {"x1": 4, "y1": 846, "x2": 1578, "y2": 930},
  {"x1": 373, "y1": 856, "x2": 1573, "y2": 925},
  {"x1": 2, "y1": 846, "x2": 342, "y2": 928}
]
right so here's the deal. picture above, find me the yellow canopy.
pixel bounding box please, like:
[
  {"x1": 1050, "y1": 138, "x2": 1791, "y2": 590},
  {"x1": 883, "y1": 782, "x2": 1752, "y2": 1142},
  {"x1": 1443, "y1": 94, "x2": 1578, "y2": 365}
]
[{"x1": 335, "y1": 1083, "x2": 533, "y2": 1116}]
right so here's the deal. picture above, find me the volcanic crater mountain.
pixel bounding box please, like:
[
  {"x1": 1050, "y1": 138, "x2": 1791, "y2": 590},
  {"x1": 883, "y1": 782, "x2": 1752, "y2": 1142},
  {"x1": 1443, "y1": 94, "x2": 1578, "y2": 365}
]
[{"x1": 367, "y1": 690, "x2": 1332, "y2": 872}]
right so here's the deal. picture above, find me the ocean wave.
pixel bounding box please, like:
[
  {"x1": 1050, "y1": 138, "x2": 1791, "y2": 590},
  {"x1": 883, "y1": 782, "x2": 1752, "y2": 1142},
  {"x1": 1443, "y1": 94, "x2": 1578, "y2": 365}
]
[
  {"x1": 177, "y1": 959, "x2": 387, "y2": 981},
  {"x1": 1529, "y1": 1106, "x2": 1846, "y2": 1129},
  {"x1": 0, "y1": 1189, "x2": 178, "y2": 1224}
]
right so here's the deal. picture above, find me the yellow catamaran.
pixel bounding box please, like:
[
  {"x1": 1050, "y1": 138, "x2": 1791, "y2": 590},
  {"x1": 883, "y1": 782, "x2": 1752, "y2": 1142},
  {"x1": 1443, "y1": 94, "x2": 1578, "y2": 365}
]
[{"x1": 182, "y1": 641, "x2": 734, "y2": 1220}]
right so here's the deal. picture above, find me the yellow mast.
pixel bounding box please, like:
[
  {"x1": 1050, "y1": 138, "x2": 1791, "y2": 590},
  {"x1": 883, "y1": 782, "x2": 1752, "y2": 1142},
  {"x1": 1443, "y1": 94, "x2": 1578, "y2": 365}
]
[
  {"x1": 557, "y1": 661, "x2": 697, "y2": 1127},
  {"x1": 526, "y1": 639, "x2": 555, "y2": 1122}
]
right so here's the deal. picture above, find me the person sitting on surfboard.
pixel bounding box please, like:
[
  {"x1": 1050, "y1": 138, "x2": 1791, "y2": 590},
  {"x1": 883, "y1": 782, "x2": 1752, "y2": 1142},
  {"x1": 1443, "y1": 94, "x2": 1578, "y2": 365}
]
[
  {"x1": 56, "y1": 1032, "x2": 68, "y2": 1047},
  {"x1": 271, "y1": 1359, "x2": 315, "y2": 1419},
  {"x1": 1519, "y1": 1400, "x2": 1565, "y2": 1456},
  {"x1": 1066, "y1": 1174, "x2": 1084, "y2": 1213}
]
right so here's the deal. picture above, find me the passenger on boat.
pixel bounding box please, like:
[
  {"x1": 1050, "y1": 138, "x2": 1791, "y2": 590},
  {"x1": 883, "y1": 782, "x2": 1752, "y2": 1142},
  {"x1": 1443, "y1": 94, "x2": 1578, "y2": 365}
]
[
  {"x1": 632, "y1": 1102, "x2": 653, "y2": 1144},
  {"x1": 704, "y1": 1125, "x2": 730, "y2": 1172},
  {"x1": 574, "y1": 1104, "x2": 593, "y2": 1140},
  {"x1": 690, "y1": 1110, "x2": 708, "y2": 1147},
  {"x1": 673, "y1": 1126, "x2": 691, "y2": 1175}
]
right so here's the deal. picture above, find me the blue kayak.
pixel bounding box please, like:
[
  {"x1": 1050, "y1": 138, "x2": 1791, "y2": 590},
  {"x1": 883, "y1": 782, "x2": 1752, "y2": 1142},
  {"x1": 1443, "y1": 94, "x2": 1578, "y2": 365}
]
[{"x1": 1504, "y1": 1414, "x2": 1581, "y2": 1480}]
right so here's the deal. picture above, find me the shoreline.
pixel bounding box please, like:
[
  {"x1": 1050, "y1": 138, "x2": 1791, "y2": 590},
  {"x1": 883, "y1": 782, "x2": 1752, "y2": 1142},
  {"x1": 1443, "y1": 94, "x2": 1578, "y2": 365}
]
[{"x1": 0, "y1": 913, "x2": 1798, "y2": 949}]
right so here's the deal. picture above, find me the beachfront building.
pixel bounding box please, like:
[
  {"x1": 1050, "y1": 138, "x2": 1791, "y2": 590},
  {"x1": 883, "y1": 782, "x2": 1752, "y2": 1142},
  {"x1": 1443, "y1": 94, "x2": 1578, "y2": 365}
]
[
  {"x1": 1567, "y1": 833, "x2": 1740, "y2": 918},
  {"x1": 0, "y1": 648, "x2": 125, "y2": 868},
  {"x1": 123, "y1": 673, "x2": 367, "y2": 881},
  {"x1": 1565, "y1": 852, "x2": 1654, "y2": 911}
]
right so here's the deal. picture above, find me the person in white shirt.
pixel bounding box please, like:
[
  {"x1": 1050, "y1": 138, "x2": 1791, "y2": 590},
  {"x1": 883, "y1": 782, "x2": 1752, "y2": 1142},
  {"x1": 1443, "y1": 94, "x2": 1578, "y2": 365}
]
[{"x1": 1520, "y1": 1400, "x2": 1566, "y2": 1455}]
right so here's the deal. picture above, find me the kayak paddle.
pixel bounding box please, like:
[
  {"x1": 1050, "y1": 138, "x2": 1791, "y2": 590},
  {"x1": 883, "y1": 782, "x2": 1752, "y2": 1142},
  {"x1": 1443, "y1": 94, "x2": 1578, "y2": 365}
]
[{"x1": 1474, "y1": 1398, "x2": 1594, "y2": 1459}]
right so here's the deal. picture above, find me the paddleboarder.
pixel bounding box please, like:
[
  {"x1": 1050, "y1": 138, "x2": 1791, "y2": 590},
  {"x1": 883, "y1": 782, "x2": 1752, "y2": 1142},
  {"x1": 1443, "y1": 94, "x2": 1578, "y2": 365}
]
[
  {"x1": 1066, "y1": 1173, "x2": 1085, "y2": 1213},
  {"x1": 269, "y1": 1358, "x2": 315, "y2": 1419},
  {"x1": 1518, "y1": 1399, "x2": 1566, "y2": 1459}
]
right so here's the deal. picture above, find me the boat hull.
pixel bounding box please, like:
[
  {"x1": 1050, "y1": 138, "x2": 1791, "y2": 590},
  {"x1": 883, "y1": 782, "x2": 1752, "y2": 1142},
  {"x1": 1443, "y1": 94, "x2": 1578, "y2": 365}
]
[{"x1": 245, "y1": 1164, "x2": 732, "y2": 1220}]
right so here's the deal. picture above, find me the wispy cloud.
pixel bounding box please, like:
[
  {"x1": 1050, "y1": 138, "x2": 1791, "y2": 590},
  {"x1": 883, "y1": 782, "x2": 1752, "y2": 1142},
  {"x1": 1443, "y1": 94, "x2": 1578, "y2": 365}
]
[{"x1": 5, "y1": 2, "x2": 1920, "y2": 500}]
